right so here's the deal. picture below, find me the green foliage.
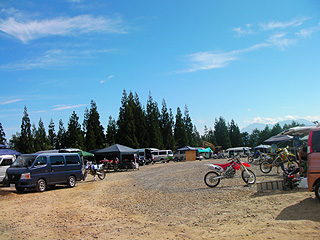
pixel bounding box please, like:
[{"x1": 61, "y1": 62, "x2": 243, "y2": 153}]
[
  {"x1": 174, "y1": 107, "x2": 187, "y2": 148},
  {"x1": 229, "y1": 119, "x2": 242, "y2": 147},
  {"x1": 48, "y1": 119, "x2": 56, "y2": 149},
  {"x1": 56, "y1": 119, "x2": 66, "y2": 149},
  {"x1": 146, "y1": 92, "x2": 163, "y2": 149},
  {"x1": 106, "y1": 116, "x2": 117, "y2": 146},
  {"x1": 214, "y1": 117, "x2": 231, "y2": 150},
  {"x1": 160, "y1": 99, "x2": 175, "y2": 150},
  {"x1": 65, "y1": 111, "x2": 84, "y2": 149},
  {"x1": 83, "y1": 100, "x2": 105, "y2": 151},
  {"x1": 0, "y1": 123, "x2": 6, "y2": 145}
]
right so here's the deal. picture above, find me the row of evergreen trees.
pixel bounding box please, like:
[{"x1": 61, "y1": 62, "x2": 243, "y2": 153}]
[{"x1": 0, "y1": 90, "x2": 304, "y2": 154}]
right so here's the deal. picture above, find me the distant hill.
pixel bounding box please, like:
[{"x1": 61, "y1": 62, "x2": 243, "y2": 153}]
[{"x1": 241, "y1": 119, "x2": 314, "y2": 133}]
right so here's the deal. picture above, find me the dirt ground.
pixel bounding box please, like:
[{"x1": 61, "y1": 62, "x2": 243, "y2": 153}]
[{"x1": 0, "y1": 158, "x2": 320, "y2": 240}]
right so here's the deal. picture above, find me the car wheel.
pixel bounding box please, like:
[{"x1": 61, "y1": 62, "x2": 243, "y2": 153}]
[
  {"x1": 36, "y1": 179, "x2": 46, "y2": 192},
  {"x1": 67, "y1": 175, "x2": 76, "y2": 188}
]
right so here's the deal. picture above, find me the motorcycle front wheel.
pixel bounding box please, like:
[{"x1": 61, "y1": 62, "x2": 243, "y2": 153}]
[
  {"x1": 247, "y1": 156, "x2": 254, "y2": 163},
  {"x1": 204, "y1": 171, "x2": 220, "y2": 187},
  {"x1": 97, "y1": 170, "x2": 106, "y2": 180},
  {"x1": 241, "y1": 169, "x2": 256, "y2": 184},
  {"x1": 260, "y1": 161, "x2": 273, "y2": 173}
]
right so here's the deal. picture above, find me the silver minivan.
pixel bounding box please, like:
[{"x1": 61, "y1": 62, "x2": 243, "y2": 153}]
[{"x1": 152, "y1": 150, "x2": 173, "y2": 163}]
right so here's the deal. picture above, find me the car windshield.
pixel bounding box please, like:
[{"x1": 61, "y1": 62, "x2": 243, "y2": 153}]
[{"x1": 11, "y1": 155, "x2": 37, "y2": 168}]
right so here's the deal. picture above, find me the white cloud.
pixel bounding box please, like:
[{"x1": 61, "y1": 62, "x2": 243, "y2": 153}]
[
  {"x1": 100, "y1": 80, "x2": 105, "y2": 84},
  {"x1": 267, "y1": 33, "x2": 296, "y2": 49},
  {"x1": 233, "y1": 24, "x2": 254, "y2": 36},
  {"x1": 295, "y1": 23, "x2": 320, "y2": 37},
  {"x1": 260, "y1": 18, "x2": 310, "y2": 31},
  {"x1": 52, "y1": 104, "x2": 87, "y2": 111},
  {"x1": 0, "y1": 14, "x2": 127, "y2": 43},
  {"x1": 0, "y1": 99, "x2": 22, "y2": 105},
  {"x1": 198, "y1": 119, "x2": 205, "y2": 124},
  {"x1": 248, "y1": 108, "x2": 252, "y2": 111},
  {"x1": 108, "y1": 75, "x2": 115, "y2": 79},
  {"x1": 0, "y1": 48, "x2": 113, "y2": 70}
]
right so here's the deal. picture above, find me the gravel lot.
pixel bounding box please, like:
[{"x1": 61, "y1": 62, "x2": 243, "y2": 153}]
[{"x1": 1, "y1": 158, "x2": 319, "y2": 239}]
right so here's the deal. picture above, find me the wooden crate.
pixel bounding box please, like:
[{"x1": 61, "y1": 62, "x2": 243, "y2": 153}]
[{"x1": 257, "y1": 180, "x2": 284, "y2": 193}]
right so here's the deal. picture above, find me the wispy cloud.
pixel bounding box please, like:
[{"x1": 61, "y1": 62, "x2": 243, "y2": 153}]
[
  {"x1": 266, "y1": 33, "x2": 296, "y2": 49},
  {"x1": 0, "y1": 13, "x2": 127, "y2": 43},
  {"x1": 0, "y1": 99, "x2": 22, "y2": 105},
  {"x1": 295, "y1": 22, "x2": 320, "y2": 37},
  {"x1": 0, "y1": 48, "x2": 114, "y2": 70},
  {"x1": 233, "y1": 24, "x2": 254, "y2": 36},
  {"x1": 259, "y1": 17, "x2": 310, "y2": 31},
  {"x1": 52, "y1": 104, "x2": 87, "y2": 111}
]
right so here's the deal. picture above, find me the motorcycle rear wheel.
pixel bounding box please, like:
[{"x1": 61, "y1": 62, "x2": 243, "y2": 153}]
[
  {"x1": 97, "y1": 170, "x2": 106, "y2": 180},
  {"x1": 260, "y1": 161, "x2": 273, "y2": 174},
  {"x1": 241, "y1": 169, "x2": 256, "y2": 184},
  {"x1": 204, "y1": 171, "x2": 220, "y2": 187}
]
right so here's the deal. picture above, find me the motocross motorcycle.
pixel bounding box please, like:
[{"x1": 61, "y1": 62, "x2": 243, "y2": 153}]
[
  {"x1": 204, "y1": 156, "x2": 256, "y2": 187},
  {"x1": 83, "y1": 161, "x2": 106, "y2": 180},
  {"x1": 260, "y1": 147, "x2": 298, "y2": 174},
  {"x1": 100, "y1": 158, "x2": 119, "y2": 172}
]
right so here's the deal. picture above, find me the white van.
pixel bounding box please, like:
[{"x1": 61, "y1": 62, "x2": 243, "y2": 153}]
[
  {"x1": 225, "y1": 147, "x2": 251, "y2": 157},
  {"x1": 0, "y1": 155, "x2": 16, "y2": 183},
  {"x1": 152, "y1": 150, "x2": 173, "y2": 163}
]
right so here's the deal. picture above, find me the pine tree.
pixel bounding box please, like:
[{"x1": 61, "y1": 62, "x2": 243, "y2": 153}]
[
  {"x1": 184, "y1": 105, "x2": 194, "y2": 146},
  {"x1": 106, "y1": 116, "x2": 117, "y2": 146},
  {"x1": 48, "y1": 119, "x2": 56, "y2": 149},
  {"x1": 116, "y1": 90, "x2": 139, "y2": 148},
  {"x1": 37, "y1": 118, "x2": 50, "y2": 151},
  {"x1": 214, "y1": 117, "x2": 231, "y2": 150},
  {"x1": 174, "y1": 107, "x2": 187, "y2": 148},
  {"x1": 270, "y1": 123, "x2": 282, "y2": 136},
  {"x1": 132, "y1": 92, "x2": 148, "y2": 147},
  {"x1": 0, "y1": 123, "x2": 7, "y2": 145},
  {"x1": 18, "y1": 106, "x2": 34, "y2": 153},
  {"x1": 160, "y1": 99, "x2": 175, "y2": 149},
  {"x1": 56, "y1": 119, "x2": 66, "y2": 149},
  {"x1": 229, "y1": 119, "x2": 242, "y2": 147},
  {"x1": 83, "y1": 100, "x2": 105, "y2": 151},
  {"x1": 146, "y1": 92, "x2": 163, "y2": 149},
  {"x1": 66, "y1": 111, "x2": 84, "y2": 149}
]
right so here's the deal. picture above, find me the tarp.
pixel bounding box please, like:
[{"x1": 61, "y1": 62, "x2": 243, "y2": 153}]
[
  {"x1": 198, "y1": 147, "x2": 213, "y2": 153},
  {"x1": 77, "y1": 151, "x2": 94, "y2": 157},
  {"x1": 278, "y1": 125, "x2": 317, "y2": 136},
  {"x1": 95, "y1": 144, "x2": 137, "y2": 154},
  {"x1": 263, "y1": 135, "x2": 293, "y2": 144},
  {"x1": 254, "y1": 144, "x2": 271, "y2": 150},
  {"x1": 177, "y1": 146, "x2": 198, "y2": 151},
  {"x1": 0, "y1": 148, "x2": 21, "y2": 156}
]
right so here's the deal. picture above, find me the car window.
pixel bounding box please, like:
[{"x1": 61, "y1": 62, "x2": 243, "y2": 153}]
[
  {"x1": 50, "y1": 156, "x2": 65, "y2": 165},
  {"x1": 0, "y1": 158, "x2": 13, "y2": 166},
  {"x1": 34, "y1": 156, "x2": 47, "y2": 166},
  {"x1": 66, "y1": 155, "x2": 80, "y2": 165},
  {"x1": 159, "y1": 151, "x2": 166, "y2": 155},
  {"x1": 311, "y1": 131, "x2": 320, "y2": 152}
]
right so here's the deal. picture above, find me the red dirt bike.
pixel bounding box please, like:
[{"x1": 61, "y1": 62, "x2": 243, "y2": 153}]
[
  {"x1": 100, "y1": 158, "x2": 119, "y2": 172},
  {"x1": 204, "y1": 156, "x2": 256, "y2": 187}
]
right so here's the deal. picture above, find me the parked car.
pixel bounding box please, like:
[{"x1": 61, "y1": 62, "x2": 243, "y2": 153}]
[
  {"x1": 307, "y1": 127, "x2": 320, "y2": 201},
  {"x1": 0, "y1": 155, "x2": 16, "y2": 184},
  {"x1": 174, "y1": 150, "x2": 186, "y2": 161},
  {"x1": 5, "y1": 153, "x2": 83, "y2": 193},
  {"x1": 152, "y1": 150, "x2": 173, "y2": 163}
]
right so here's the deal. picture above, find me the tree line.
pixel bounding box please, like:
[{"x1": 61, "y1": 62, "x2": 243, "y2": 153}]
[{"x1": 0, "y1": 90, "x2": 304, "y2": 154}]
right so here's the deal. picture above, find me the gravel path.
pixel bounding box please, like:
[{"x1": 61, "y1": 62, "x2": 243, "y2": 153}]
[{"x1": 1, "y1": 158, "x2": 319, "y2": 239}]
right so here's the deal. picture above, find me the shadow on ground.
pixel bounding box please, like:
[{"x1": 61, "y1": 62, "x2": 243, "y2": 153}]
[{"x1": 276, "y1": 197, "x2": 320, "y2": 222}]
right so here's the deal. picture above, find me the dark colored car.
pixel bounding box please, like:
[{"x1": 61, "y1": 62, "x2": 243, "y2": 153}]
[{"x1": 5, "y1": 153, "x2": 83, "y2": 193}]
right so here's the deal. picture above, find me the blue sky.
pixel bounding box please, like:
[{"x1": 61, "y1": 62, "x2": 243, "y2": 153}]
[{"x1": 0, "y1": 0, "x2": 320, "y2": 140}]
